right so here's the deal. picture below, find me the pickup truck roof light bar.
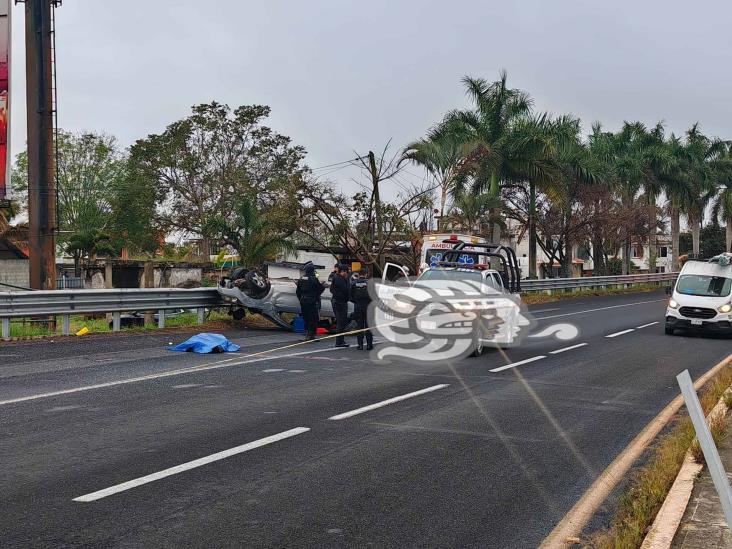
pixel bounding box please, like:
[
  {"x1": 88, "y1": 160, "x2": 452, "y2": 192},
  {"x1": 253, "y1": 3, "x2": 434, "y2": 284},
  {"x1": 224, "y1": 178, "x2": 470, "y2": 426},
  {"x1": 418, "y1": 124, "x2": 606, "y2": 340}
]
[{"x1": 439, "y1": 239, "x2": 522, "y2": 293}]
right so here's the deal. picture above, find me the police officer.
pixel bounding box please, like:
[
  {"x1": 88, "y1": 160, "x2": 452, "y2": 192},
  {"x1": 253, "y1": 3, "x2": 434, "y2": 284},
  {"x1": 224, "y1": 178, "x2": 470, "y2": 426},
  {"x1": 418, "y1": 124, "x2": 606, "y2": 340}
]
[
  {"x1": 330, "y1": 264, "x2": 351, "y2": 347},
  {"x1": 296, "y1": 263, "x2": 325, "y2": 341},
  {"x1": 350, "y1": 267, "x2": 373, "y2": 350}
]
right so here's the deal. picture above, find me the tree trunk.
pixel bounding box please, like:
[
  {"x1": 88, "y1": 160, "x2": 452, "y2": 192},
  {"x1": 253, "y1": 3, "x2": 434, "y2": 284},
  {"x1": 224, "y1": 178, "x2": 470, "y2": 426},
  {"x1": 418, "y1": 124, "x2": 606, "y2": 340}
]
[
  {"x1": 438, "y1": 184, "x2": 448, "y2": 232},
  {"x1": 647, "y1": 196, "x2": 657, "y2": 272},
  {"x1": 691, "y1": 216, "x2": 701, "y2": 258},
  {"x1": 528, "y1": 180, "x2": 537, "y2": 278},
  {"x1": 562, "y1": 240, "x2": 573, "y2": 278},
  {"x1": 200, "y1": 238, "x2": 211, "y2": 261},
  {"x1": 591, "y1": 197, "x2": 605, "y2": 275},
  {"x1": 726, "y1": 219, "x2": 732, "y2": 253},
  {"x1": 623, "y1": 237, "x2": 631, "y2": 275},
  {"x1": 73, "y1": 253, "x2": 81, "y2": 278},
  {"x1": 670, "y1": 205, "x2": 680, "y2": 271},
  {"x1": 489, "y1": 170, "x2": 501, "y2": 244}
]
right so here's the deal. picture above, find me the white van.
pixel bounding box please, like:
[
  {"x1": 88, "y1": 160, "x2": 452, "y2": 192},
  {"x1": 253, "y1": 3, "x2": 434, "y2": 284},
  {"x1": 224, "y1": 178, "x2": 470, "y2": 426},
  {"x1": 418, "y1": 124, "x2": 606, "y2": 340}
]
[{"x1": 665, "y1": 253, "x2": 732, "y2": 335}]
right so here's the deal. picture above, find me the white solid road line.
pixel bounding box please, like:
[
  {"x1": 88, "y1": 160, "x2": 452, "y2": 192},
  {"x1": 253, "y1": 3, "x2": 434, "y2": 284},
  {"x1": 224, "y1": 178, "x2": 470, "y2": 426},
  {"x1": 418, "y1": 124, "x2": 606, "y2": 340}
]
[
  {"x1": 0, "y1": 346, "x2": 345, "y2": 407},
  {"x1": 73, "y1": 427, "x2": 310, "y2": 503},
  {"x1": 328, "y1": 384, "x2": 449, "y2": 420},
  {"x1": 636, "y1": 321, "x2": 659, "y2": 329},
  {"x1": 489, "y1": 355, "x2": 546, "y2": 373},
  {"x1": 535, "y1": 299, "x2": 665, "y2": 320},
  {"x1": 605, "y1": 328, "x2": 634, "y2": 338},
  {"x1": 549, "y1": 343, "x2": 588, "y2": 355}
]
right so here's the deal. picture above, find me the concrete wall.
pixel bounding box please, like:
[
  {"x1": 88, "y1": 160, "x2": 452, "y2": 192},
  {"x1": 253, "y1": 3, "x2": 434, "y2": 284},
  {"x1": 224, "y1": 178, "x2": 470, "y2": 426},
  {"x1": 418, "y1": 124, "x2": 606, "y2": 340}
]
[
  {"x1": 0, "y1": 259, "x2": 30, "y2": 288},
  {"x1": 80, "y1": 264, "x2": 203, "y2": 289},
  {"x1": 154, "y1": 267, "x2": 202, "y2": 288}
]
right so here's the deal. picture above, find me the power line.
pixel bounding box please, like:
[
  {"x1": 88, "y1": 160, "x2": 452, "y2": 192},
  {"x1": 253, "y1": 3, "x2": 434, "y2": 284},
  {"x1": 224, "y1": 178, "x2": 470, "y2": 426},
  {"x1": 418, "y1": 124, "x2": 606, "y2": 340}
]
[{"x1": 310, "y1": 157, "x2": 364, "y2": 172}]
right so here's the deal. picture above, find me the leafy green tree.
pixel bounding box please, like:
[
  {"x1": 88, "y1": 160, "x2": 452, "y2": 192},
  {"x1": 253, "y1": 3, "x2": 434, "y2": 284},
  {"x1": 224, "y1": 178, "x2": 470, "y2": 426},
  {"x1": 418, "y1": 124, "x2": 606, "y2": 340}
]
[
  {"x1": 12, "y1": 131, "x2": 124, "y2": 241},
  {"x1": 65, "y1": 229, "x2": 116, "y2": 276},
  {"x1": 129, "y1": 102, "x2": 307, "y2": 258},
  {"x1": 108, "y1": 158, "x2": 160, "y2": 256},
  {"x1": 700, "y1": 223, "x2": 726, "y2": 258},
  {"x1": 205, "y1": 197, "x2": 296, "y2": 268}
]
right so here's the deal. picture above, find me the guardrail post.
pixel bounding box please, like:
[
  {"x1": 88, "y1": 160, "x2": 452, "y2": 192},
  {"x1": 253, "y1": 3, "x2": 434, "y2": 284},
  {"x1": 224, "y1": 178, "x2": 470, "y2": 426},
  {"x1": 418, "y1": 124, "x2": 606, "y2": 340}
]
[
  {"x1": 61, "y1": 315, "x2": 70, "y2": 336},
  {"x1": 112, "y1": 312, "x2": 121, "y2": 332},
  {"x1": 158, "y1": 309, "x2": 165, "y2": 329},
  {"x1": 1, "y1": 317, "x2": 9, "y2": 339},
  {"x1": 197, "y1": 308, "x2": 205, "y2": 324}
]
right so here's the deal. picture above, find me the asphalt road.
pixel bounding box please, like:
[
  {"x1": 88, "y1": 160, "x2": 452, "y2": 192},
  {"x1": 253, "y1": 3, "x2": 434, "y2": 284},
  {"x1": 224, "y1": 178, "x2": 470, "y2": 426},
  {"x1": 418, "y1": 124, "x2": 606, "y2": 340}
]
[{"x1": 2, "y1": 290, "x2": 731, "y2": 548}]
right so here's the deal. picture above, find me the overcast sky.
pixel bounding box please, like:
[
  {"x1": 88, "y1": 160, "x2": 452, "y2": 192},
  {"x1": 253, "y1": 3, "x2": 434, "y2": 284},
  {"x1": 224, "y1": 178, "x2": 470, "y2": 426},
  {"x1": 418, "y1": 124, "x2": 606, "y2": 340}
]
[{"x1": 9, "y1": 0, "x2": 732, "y2": 194}]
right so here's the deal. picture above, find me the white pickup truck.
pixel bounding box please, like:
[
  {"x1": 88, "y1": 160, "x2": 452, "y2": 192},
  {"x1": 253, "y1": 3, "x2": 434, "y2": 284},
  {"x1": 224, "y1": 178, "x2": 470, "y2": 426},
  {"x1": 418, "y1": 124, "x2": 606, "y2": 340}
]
[
  {"x1": 379, "y1": 262, "x2": 528, "y2": 356},
  {"x1": 665, "y1": 253, "x2": 732, "y2": 336}
]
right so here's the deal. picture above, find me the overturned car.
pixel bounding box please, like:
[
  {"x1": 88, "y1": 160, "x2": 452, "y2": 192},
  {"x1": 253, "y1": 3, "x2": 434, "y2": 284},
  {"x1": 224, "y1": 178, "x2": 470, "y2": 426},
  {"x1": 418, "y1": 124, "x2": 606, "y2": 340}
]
[{"x1": 217, "y1": 264, "x2": 353, "y2": 331}]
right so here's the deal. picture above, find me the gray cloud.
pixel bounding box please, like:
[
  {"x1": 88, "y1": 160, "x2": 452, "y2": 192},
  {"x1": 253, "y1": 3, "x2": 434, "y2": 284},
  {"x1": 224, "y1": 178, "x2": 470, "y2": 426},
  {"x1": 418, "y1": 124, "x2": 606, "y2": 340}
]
[{"x1": 9, "y1": 0, "x2": 732, "y2": 194}]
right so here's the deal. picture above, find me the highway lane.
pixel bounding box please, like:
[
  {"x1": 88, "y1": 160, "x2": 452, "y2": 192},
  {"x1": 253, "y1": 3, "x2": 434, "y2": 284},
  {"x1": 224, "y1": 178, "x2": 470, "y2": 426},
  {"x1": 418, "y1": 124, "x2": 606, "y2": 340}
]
[{"x1": 2, "y1": 289, "x2": 731, "y2": 547}]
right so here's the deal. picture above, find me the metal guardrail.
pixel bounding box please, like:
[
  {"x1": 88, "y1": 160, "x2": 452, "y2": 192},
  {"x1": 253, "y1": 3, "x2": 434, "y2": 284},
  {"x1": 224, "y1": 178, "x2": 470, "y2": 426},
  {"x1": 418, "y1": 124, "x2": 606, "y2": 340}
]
[
  {"x1": 0, "y1": 288, "x2": 221, "y2": 338},
  {"x1": 0, "y1": 272, "x2": 677, "y2": 339},
  {"x1": 521, "y1": 271, "x2": 677, "y2": 291}
]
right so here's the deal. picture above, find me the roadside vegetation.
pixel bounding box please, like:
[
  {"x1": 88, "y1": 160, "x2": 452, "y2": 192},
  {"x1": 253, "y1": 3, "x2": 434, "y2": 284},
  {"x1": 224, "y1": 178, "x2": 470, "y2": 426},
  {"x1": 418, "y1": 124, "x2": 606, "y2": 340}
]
[
  {"x1": 4, "y1": 72, "x2": 732, "y2": 279},
  {"x1": 6, "y1": 310, "x2": 234, "y2": 339},
  {"x1": 587, "y1": 363, "x2": 732, "y2": 548}
]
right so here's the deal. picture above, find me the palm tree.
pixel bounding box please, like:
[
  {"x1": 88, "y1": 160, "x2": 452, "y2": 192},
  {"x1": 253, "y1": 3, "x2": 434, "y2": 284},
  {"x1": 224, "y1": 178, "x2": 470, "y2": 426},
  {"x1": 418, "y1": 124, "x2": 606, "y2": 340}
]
[
  {"x1": 402, "y1": 131, "x2": 463, "y2": 230},
  {"x1": 439, "y1": 72, "x2": 558, "y2": 245},
  {"x1": 682, "y1": 124, "x2": 727, "y2": 258},
  {"x1": 206, "y1": 197, "x2": 296, "y2": 268},
  {"x1": 662, "y1": 134, "x2": 693, "y2": 271},
  {"x1": 443, "y1": 190, "x2": 503, "y2": 235},
  {"x1": 710, "y1": 145, "x2": 732, "y2": 252}
]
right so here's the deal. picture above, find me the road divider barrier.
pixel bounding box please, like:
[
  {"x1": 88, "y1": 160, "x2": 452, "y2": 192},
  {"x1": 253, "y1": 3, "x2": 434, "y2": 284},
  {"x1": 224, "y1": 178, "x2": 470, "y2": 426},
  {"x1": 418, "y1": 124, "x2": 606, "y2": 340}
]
[{"x1": 0, "y1": 272, "x2": 677, "y2": 339}]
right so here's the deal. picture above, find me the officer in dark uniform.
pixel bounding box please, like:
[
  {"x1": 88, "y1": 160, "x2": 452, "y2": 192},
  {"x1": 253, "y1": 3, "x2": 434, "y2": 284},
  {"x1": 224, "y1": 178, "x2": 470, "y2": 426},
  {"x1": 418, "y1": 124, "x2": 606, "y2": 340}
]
[
  {"x1": 350, "y1": 267, "x2": 373, "y2": 350},
  {"x1": 330, "y1": 264, "x2": 351, "y2": 347},
  {"x1": 296, "y1": 263, "x2": 325, "y2": 340}
]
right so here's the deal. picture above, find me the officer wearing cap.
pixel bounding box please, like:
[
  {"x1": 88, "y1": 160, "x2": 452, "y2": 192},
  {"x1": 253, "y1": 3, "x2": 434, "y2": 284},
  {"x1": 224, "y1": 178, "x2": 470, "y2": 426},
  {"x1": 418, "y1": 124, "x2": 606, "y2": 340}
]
[
  {"x1": 296, "y1": 263, "x2": 325, "y2": 340},
  {"x1": 350, "y1": 267, "x2": 373, "y2": 350}
]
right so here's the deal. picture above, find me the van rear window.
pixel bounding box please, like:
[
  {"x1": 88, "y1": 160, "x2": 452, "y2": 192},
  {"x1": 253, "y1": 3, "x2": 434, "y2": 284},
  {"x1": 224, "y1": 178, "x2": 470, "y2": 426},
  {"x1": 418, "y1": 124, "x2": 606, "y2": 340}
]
[{"x1": 676, "y1": 274, "x2": 732, "y2": 297}]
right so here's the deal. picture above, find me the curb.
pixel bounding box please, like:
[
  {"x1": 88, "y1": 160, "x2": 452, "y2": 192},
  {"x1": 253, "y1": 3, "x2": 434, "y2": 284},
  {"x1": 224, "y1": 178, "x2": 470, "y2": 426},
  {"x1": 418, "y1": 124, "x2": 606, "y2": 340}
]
[
  {"x1": 641, "y1": 390, "x2": 731, "y2": 549},
  {"x1": 540, "y1": 354, "x2": 732, "y2": 548}
]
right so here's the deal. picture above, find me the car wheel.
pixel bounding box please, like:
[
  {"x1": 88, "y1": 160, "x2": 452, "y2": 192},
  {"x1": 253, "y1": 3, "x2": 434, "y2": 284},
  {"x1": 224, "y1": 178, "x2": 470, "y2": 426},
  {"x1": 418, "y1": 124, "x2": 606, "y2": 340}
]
[
  {"x1": 230, "y1": 267, "x2": 249, "y2": 281},
  {"x1": 665, "y1": 325, "x2": 674, "y2": 335},
  {"x1": 244, "y1": 270, "x2": 271, "y2": 299}
]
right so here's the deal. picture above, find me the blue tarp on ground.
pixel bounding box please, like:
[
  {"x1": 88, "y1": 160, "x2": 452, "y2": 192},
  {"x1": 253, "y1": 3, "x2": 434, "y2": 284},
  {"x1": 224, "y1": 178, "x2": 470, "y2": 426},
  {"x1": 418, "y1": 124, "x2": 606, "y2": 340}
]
[{"x1": 169, "y1": 333, "x2": 240, "y2": 354}]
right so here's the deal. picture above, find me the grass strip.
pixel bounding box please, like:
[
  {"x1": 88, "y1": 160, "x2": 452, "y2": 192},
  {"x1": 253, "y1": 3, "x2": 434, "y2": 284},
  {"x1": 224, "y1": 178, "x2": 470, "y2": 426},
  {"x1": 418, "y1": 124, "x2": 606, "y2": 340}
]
[
  {"x1": 587, "y1": 362, "x2": 732, "y2": 548},
  {"x1": 522, "y1": 284, "x2": 664, "y2": 305}
]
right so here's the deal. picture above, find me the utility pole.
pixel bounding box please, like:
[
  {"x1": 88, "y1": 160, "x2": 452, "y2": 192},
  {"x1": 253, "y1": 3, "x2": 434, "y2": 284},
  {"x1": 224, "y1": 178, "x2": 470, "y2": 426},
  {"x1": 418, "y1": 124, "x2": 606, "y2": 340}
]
[
  {"x1": 367, "y1": 151, "x2": 381, "y2": 250},
  {"x1": 25, "y1": 0, "x2": 56, "y2": 289}
]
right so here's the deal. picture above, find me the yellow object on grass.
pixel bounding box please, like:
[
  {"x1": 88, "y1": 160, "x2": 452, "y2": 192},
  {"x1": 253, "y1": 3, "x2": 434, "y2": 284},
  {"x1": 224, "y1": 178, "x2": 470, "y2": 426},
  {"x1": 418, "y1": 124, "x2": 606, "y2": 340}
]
[{"x1": 75, "y1": 326, "x2": 89, "y2": 336}]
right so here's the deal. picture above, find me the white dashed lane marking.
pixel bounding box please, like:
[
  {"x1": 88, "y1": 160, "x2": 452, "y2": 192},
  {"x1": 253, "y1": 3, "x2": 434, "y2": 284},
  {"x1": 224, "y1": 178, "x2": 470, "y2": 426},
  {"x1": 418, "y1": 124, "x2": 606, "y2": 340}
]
[
  {"x1": 636, "y1": 322, "x2": 659, "y2": 329},
  {"x1": 549, "y1": 343, "x2": 588, "y2": 355},
  {"x1": 73, "y1": 427, "x2": 310, "y2": 502},
  {"x1": 489, "y1": 356, "x2": 546, "y2": 373},
  {"x1": 605, "y1": 329, "x2": 634, "y2": 338},
  {"x1": 328, "y1": 384, "x2": 449, "y2": 420}
]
